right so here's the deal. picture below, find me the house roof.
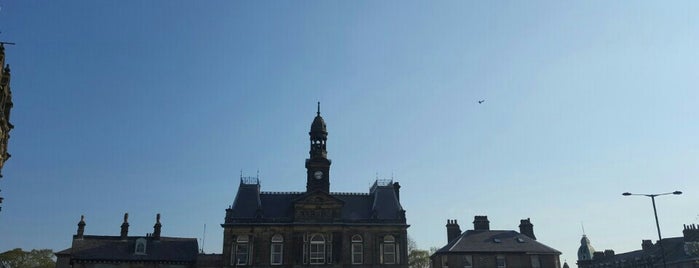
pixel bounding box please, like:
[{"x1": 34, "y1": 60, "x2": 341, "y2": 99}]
[
  {"x1": 225, "y1": 180, "x2": 405, "y2": 224},
  {"x1": 65, "y1": 235, "x2": 198, "y2": 263},
  {"x1": 587, "y1": 237, "x2": 698, "y2": 266},
  {"x1": 435, "y1": 230, "x2": 561, "y2": 254}
]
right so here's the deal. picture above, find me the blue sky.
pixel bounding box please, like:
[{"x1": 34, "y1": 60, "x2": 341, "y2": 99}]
[{"x1": 1, "y1": 1, "x2": 698, "y2": 265}]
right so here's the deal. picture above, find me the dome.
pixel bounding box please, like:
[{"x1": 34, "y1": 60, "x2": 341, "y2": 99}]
[
  {"x1": 311, "y1": 114, "x2": 326, "y2": 133},
  {"x1": 577, "y1": 235, "x2": 595, "y2": 261},
  {"x1": 310, "y1": 102, "x2": 327, "y2": 134}
]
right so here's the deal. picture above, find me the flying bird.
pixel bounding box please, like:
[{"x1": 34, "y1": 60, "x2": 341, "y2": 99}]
[{"x1": 478, "y1": 100, "x2": 485, "y2": 104}]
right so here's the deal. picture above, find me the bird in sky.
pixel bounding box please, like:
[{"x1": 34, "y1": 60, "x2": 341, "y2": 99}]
[{"x1": 478, "y1": 99, "x2": 485, "y2": 104}]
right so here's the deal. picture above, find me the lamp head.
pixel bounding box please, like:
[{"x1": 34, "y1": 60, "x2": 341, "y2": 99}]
[
  {"x1": 622, "y1": 192, "x2": 632, "y2": 196},
  {"x1": 673, "y1": 191, "x2": 682, "y2": 195}
]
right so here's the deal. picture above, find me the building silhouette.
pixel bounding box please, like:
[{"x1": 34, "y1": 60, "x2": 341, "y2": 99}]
[
  {"x1": 431, "y1": 216, "x2": 561, "y2": 268},
  {"x1": 222, "y1": 103, "x2": 409, "y2": 267},
  {"x1": 56, "y1": 214, "x2": 201, "y2": 268},
  {"x1": 576, "y1": 224, "x2": 699, "y2": 268}
]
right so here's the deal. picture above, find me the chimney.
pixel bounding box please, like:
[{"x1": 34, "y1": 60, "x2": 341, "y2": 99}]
[
  {"x1": 473, "y1": 215, "x2": 490, "y2": 231},
  {"x1": 519, "y1": 218, "x2": 536, "y2": 240},
  {"x1": 604, "y1": 249, "x2": 615, "y2": 257},
  {"x1": 120, "y1": 213, "x2": 129, "y2": 239},
  {"x1": 393, "y1": 182, "x2": 401, "y2": 201},
  {"x1": 76, "y1": 215, "x2": 86, "y2": 239},
  {"x1": 593, "y1": 252, "x2": 605, "y2": 260},
  {"x1": 153, "y1": 213, "x2": 162, "y2": 240},
  {"x1": 446, "y1": 219, "x2": 462, "y2": 242},
  {"x1": 641, "y1": 240, "x2": 653, "y2": 251},
  {"x1": 684, "y1": 224, "x2": 699, "y2": 242}
]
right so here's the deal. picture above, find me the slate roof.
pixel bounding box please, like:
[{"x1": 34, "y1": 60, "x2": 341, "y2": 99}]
[
  {"x1": 587, "y1": 237, "x2": 699, "y2": 266},
  {"x1": 436, "y1": 230, "x2": 561, "y2": 254},
  {"x1": 64, "y1": 235, "x2": 198, "y2": 263},
  {"x1": 225, "y1": 180, "x2": 405, "y2": 224}
]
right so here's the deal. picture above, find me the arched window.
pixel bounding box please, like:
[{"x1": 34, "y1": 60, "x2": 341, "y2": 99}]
[
  {"x1": 310, "y1": 234, "x2": 325, "y2": 264},
  {"x1": 233, "y1": 235, "x2": 250, "y2": 266},
  {"x1": 351, "y1": 235, "x2": 363, "y2": 264},
  {"x1": 270, "y1": 234, "x2": 283, "y2": 265},
  {"x1": 381, "y1": 235, "x2": 397, "y2": 264},
  {"x1": 135, "y1": 238, "x2": 147, "y2": 255}
]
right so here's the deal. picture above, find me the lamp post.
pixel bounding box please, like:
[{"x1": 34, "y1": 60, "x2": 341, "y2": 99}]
[{"x1": 622, "y1": 191, "x2": 682, "y2": 268}]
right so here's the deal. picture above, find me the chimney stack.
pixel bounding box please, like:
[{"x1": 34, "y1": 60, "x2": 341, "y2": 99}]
[
  {"x1": 76, "y1": 215, "x2": 86, "y2": 239},
  {"x1": 684, "y1": 224, "x2": 699, "y2": 242},
  {"x1": 641, "y1": 240, "x2": 653, "y2": 251},
  {"x1": 519, "y1": 218, "x2": 536, "y2": 240},
  {"x1": 446, "y1": 219, "x2": 461, "y2": 242},
  {"x1": 473, "y1": 215, "x2": 490, "y2": 231},
  {"x1": 153, "y1": 213, "x2": 162, "y2": 240},
  {"x1": 120, "y1": 213, "x2": 129, "y2": 239}
]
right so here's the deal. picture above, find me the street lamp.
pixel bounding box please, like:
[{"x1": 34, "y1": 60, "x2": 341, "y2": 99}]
[{"x1": 622, "y1": 191, "x2": 682, "y2": 268}]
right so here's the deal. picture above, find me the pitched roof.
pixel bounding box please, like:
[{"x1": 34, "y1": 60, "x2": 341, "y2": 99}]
[
  {"x1": 436, "y1": 230, "x2": 561, "y2": 254},
  {"x1": 226, "y1": 181, "x2": 405, "y2": 224},
  {"x1": 66, "y1": 235, "x2": 198, "y2": 263}
]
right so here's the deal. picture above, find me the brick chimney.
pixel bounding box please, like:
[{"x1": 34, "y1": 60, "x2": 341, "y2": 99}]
[
  {"x1": 473, "y1": 215, "x2": 490, "y2": 231},
  {"x1": 120, "y1": 213, "x2": 129, "y2": 240},
  {"x1": 76, "y1": 215, "x2": 86, "y2": 239},
  {"x1": 641, "y1": 240, "x2": 653, "y2": 251},
  {"x1": 519, "y1": 218, "x2": 536, "y2": 240},
  {"x1": 153, "y1": 213, "x2": 162, "y2": 240},
  {"x1": 684, "y1": 224, "x2": 699, "y2": 242},
  {"x1": 446, "y1": 219, "x2": 461, "y2": 242}
]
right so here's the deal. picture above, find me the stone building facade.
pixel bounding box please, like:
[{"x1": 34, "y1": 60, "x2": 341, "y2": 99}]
[
  {"x1": 222, "y1": 104, "x2": 409, "y2": 267},
  {"x1": 0, "y1": 43, "x2": 14, "y2": 211},
  {"x1": 431, "y1": 216, "x2": 561, "y2": 268}
]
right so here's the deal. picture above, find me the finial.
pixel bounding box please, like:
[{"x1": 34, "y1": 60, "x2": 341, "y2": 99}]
[
  {"x1": 156, "y1": 213, "x2": 161, "y2": 223},
  {"x1": 80, "y1": 215, "x2": 85, "y2": 222},
  {"x1": 124, "y1": 213, "x2": 129, "y2": 222},
  {"x1": 317, "y1": 102, "x2": 320, "y2": 116}
]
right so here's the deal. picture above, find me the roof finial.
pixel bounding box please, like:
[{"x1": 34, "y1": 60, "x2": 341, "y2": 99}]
[{"x1": 317, "y1": 102, "x2": 321, "y2": 116}]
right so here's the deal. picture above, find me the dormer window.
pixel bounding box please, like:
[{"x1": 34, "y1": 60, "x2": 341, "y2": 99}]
[{"x1": 135, "y1": 238, "x2": 147, "y2": 255}]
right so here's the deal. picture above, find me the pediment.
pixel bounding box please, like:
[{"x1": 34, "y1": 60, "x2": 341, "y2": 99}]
[
  {"x1": 294, "y1": 191, "x2": 344, "y2": 207},
  {"x1": 293, "y1": 191, "x2": 344, "y2": 222}
]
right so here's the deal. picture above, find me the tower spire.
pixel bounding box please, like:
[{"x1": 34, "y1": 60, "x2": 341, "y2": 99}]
[{"x1": 306, "y1": 103, "x2": 331, "y2": 193}]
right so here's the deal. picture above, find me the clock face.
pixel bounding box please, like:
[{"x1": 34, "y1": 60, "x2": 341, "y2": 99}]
[{"x1": 313, "y1": 171, "x2": 323, "y2": 180}]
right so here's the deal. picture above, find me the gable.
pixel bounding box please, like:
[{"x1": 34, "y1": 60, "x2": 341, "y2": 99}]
[{"x1": 293, "y1": 191, "x2": 345, "y2": 222}]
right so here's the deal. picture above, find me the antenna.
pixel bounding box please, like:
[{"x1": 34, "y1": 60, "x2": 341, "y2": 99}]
[{"x1": 581, "y1": 221, "x2": 586, "y2": 235}]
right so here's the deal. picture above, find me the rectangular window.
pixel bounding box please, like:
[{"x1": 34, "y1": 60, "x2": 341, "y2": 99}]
[
  {"x1": 530, "y1": 255, "x2": 541, "y2": 268},
  {"x1": 462, "y1": 255, "x2": 472, "y2": 268},
  {"x1": 351, "y1": 243, "x2": 363, "y2": 264},
  {"x1": 271, "y1": 243, "x2": 283, "y2": 265},
  {"x1": 310, "y1": 243, "x2": 325, "y2": 264},
  {"x1": 235, "y1": 244, "x2": 249, "y2": 266},
  {"x1": 441, "y1": 255, "x2": 448, "y2": 268},
  {"x1": 383, "y1": 244, "x2": 396, "y2": 264},
  {"x1": 496, "y1": 256, "x2": 506, "y2": 268}
]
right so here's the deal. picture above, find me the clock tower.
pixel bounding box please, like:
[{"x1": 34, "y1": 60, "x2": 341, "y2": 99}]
[{"x1": 306, "y1": 102, "x2": 331, "y2": 193}]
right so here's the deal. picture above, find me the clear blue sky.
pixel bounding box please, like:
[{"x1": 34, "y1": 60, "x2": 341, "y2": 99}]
[{"x1": 1, "y1": 1, "x2": 698, "y2": 265}]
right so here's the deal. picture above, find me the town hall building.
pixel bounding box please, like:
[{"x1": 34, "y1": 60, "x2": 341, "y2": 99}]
[
  {"x1": 55, "y1": 104, "x2": 409, "y2": 268},
  {"x1": 221, "y1": 103, "x2": 409, "y2": 267}
]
